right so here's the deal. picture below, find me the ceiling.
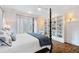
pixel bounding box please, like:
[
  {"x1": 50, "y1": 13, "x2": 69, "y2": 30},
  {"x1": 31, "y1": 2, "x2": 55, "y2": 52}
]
[{"x1": 1, "y1": 5, "x2": 79, "y2": 17}]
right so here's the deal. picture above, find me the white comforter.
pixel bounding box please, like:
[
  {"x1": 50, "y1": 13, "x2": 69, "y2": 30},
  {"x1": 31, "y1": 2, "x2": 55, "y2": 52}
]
[{"x1": 0, "y1": 33, "x2": 50, "y2": 53}]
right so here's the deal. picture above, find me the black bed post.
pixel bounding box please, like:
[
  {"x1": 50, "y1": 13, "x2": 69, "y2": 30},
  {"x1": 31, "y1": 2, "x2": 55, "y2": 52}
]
[{"x1": 49, "y1": 8, "x2": 53, "y2": 53}]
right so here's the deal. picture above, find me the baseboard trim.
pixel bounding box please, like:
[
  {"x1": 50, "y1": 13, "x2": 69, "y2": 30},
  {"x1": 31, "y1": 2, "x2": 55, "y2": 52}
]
[{"x1": 52, "y1": 40, "x2": 64, "y2": 44}]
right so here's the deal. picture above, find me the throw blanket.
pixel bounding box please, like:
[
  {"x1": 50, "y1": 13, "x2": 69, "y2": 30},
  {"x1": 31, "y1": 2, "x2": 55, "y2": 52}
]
[{"x1": 28, "y1": 33, "x2": 51, "y2": 47}]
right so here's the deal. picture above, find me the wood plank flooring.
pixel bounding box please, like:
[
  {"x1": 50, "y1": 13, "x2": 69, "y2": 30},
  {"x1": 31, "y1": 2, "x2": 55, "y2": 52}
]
[{"x1": 52, "y1": 40, "x2": 79, "y2": 53}]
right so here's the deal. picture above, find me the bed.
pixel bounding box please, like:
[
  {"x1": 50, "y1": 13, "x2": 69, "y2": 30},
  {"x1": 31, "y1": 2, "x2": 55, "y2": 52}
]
[{"x1": 0, "y1": 33, "x2": 51, "y2": 53}]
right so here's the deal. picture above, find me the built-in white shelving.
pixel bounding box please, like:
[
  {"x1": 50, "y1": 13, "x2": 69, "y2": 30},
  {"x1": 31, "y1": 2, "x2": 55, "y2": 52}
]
[{"x1": 52, "y1": 16, "x2": 64, "y2": 43}]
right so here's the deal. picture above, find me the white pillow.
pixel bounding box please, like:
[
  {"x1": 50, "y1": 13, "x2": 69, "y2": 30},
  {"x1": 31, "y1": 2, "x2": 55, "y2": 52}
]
[{"x1": 0, "y1": 30, "x2": 4, "y2": 35}]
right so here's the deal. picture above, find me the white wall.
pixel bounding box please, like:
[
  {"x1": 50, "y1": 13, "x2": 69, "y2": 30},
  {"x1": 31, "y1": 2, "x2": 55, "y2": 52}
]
[
  {"x1": 65, "y1": 10, "x2": 79, "y2": 46},
  {"x1": 65, "y1": 21, "x2": 79, "y2": 46},
  {"x1": 51, "y1": 8, "x2": 79, "y2": 46}
]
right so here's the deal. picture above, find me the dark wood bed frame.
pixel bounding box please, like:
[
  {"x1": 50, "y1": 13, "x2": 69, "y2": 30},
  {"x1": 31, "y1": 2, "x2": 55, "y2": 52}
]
[
  {"x1": 49, "y1": 8, "x2": 53, "y2": 53},
  {"x1": 35, "y1": 48, "x2": 50, "y2": 53}
]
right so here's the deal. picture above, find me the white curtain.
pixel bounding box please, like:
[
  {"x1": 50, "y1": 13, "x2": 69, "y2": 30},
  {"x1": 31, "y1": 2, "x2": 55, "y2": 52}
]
[
  {"x1": 16, "y1": 15, "x2": 33, "y2": 34},
  {"x1": 0, "y1": 8, "x2": 3, "y2": 29}
]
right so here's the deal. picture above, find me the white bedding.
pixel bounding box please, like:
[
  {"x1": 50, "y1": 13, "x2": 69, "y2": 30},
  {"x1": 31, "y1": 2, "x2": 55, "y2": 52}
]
[{"x1": 0, "y1": 33, "x2": 50, "y2": 53}]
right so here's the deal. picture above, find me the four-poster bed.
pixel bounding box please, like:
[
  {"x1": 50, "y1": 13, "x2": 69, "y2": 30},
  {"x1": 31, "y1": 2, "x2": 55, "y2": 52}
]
[{"x1": 0, "y1": 7, "x2": 53, "y2": 53}]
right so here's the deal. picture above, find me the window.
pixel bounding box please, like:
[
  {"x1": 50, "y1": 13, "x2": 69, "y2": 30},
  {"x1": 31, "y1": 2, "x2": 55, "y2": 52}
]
[{"x1": 16, "y1": 15, "x2": 33, "y2": 33}]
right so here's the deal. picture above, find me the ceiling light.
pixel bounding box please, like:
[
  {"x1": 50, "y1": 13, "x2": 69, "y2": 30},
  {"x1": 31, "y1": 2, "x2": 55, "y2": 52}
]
[{"x1": 38, "y1": 7, "x2": 42, "y2": 11}]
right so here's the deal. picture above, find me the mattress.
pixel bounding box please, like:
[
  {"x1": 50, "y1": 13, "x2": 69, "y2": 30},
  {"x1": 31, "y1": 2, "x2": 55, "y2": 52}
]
[{"x1": 0, "y1": 33, "x2": 50, "y2": 53}]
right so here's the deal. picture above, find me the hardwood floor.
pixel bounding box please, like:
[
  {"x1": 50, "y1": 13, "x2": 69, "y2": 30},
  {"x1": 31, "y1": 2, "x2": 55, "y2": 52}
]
[
  {"x1": 64, "y1": 43, "x2": 79, "y2": 53},
  {"x1": 52, "y1": 40, "x2": 79, "y2": 53},
  {"x1": 52, "y1": 40, "x2": 64, "y2": 53}
]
